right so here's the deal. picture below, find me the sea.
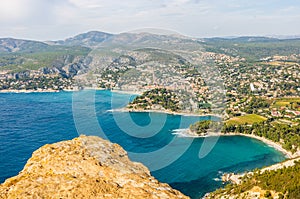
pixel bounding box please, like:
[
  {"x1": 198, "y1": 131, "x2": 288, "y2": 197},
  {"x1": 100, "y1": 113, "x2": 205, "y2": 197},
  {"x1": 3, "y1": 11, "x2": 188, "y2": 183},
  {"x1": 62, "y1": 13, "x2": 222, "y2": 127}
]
[{"x1": 0, "y1": 90, "x2": 286, "y2": 198}]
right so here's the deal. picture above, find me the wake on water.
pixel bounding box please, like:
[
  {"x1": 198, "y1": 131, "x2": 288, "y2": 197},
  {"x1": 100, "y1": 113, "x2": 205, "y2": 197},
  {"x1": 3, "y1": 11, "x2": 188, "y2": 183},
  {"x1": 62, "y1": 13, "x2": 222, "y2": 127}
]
[{"x1": 172, "y1": 129, "x2": 192, "y2": 137}]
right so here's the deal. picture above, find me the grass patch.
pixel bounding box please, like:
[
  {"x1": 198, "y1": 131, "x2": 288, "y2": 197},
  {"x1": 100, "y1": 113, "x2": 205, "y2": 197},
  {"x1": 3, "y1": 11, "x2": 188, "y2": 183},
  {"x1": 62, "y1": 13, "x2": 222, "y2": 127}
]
[
  {"x1": 273, "y1": 101, "x2": 290, "y2": 108},
  {"x1": 226, "y1": 114, "x2": 267, "y2": 125},
  {"x1": 272, "y1": 98, "x2": 300, "y2": 109}
]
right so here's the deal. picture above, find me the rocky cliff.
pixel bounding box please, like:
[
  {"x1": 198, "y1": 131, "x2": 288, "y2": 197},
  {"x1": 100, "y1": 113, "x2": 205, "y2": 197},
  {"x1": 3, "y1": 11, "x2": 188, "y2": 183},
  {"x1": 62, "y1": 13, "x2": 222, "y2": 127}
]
[{"x1": 0, "y1": 135, "x2": 188, "y2": 199}]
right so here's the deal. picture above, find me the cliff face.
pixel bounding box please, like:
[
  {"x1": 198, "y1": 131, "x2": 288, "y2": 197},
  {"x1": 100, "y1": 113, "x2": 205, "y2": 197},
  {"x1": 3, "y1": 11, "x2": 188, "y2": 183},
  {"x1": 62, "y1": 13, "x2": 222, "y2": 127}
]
[{"x1": 0, "y1": 135, "x2": 188, "y2": 199}]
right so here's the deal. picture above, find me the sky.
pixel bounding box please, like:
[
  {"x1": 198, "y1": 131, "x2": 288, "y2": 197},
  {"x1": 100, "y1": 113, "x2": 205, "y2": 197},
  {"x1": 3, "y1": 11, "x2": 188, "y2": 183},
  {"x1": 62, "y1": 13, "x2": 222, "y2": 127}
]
[{"x1": 0, "y1": 0, "x2": 299, "y2": 41}]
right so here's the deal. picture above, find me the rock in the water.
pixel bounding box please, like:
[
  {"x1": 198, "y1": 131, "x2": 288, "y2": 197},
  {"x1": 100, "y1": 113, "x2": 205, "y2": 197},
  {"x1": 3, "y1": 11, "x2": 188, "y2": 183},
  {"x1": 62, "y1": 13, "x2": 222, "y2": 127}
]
[{"x1": 0, "y1": 135, "x2": 188, "y2": 199}]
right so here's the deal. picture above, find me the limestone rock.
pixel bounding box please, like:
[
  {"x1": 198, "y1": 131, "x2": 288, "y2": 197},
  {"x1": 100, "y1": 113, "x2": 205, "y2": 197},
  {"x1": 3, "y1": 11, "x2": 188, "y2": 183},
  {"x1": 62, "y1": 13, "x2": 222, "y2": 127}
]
[{"x1": 0, "y1": 135, "x2": 188, "y2": 199}]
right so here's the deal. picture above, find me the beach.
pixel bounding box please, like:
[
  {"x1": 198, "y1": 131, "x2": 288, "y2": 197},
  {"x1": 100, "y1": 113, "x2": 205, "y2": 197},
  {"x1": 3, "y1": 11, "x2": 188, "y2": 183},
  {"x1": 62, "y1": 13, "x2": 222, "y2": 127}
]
[
  {"x1": 115, "y1": 105, "x2": 297, "y2": 159},
  {"x1": 2, "y1": 87, "x2": 296, "y2": 161},
  {"x1": 172, "y1": 129, "x2": 298, "y2": 159},
  {"x1": 0, "y1": 90, "x2": 291, "y2": 198},
  {"x1": 228, "y1": 133, "x2": 297, "y2": 159}
]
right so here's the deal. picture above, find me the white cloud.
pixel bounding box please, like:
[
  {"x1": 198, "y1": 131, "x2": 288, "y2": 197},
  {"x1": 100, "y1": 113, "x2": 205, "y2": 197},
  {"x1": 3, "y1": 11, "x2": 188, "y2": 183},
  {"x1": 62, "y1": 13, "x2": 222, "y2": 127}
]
[
  {"x1": 0, "y1": 0, "x2": 31, "y2": 21},
  {"x1": 0, "y1": 0, "x2": 71, "y2": 25},
  {"x1": 68, "y1": 0, "x2": 103, "y2": 9},
  {"x1": 0, "y1": 0, "x2": 299, "y2": 40}
]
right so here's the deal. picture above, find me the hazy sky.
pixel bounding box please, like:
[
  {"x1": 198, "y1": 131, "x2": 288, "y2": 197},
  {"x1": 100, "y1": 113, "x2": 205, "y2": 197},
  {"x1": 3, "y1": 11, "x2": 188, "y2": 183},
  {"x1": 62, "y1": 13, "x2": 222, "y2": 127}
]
[{"x1": 0, "y1": 0, "x2": 299, "y2": 40}]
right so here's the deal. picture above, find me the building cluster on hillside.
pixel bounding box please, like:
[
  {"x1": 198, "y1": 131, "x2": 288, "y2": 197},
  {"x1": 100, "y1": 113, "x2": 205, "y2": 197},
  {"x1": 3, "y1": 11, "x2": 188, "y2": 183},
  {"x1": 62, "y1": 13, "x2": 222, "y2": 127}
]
[{"x1": 0, "y1": 70, "x2": 74, "y2": 91}]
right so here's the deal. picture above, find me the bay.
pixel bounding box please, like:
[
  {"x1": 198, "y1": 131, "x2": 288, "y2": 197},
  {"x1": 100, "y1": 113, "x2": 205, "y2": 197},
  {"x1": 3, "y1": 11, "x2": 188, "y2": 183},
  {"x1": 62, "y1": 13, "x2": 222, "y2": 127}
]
[{"x1": 0, "y1": 90, "x2": 286, "y2": 198}]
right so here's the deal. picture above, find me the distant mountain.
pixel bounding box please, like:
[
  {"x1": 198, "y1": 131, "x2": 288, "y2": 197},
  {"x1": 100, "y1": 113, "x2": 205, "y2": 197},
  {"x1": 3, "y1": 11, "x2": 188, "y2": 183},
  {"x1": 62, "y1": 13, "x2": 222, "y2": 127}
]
[
  {"x1": 99, "y1": 32, "x2": 202, "y2": 51},
  {"x1": 202, "y1": 36, "x2": 300, "y2": 60},
  {"x1": 0, "y1": 37, "x2": 91, "y2": 78},
  {"x1": 266, "y1": 35, "x2": 300, "y2": 39},
  {"x1": 0, "y1": 31, "x2": 195, "y2": 54},
  {"x1": 53, "y1": 31, "x2": 113, "y2": 47},
  {"x1": 0, "y1": 38, "x2": 50, "y2": 53},
  {"x1": 203, "y1": 36, "x2": 280, "y2": 43},
  {"x1": 0, "y1": 31, "x2": 299, "y2": 77},
  {"x1": 0, "y1": 31, "x2": 202, "y2": 79}
]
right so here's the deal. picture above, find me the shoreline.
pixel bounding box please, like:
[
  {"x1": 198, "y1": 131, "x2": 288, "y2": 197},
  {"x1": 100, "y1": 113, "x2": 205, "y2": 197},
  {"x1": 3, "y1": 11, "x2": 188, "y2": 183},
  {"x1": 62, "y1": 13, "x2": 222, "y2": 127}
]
[
  {"x1": 116, "y1": 107, "x2": 297, "y2": 159},
  {"x1": 0, "y1": 89, "x2": 60, "y2": 93},
  {"x1": 1, "y1": 88, "x2": 297, "y2": 159},
  {"x1": 112, "y1": 107, "x2": 218, "y2": 117},
  {"x1": 222, "y1": 156, "x2": 300, "y2": 185},
  {"x1": 0, "y1": 88, "x2": 144, "y2": 95},
  {"x1": 173, "y1": 129, "x2": 297, "y2": 159},
  {"x1": 110, "y1": 89, "x2": 143, "y2": 95},
  {"x1": 0, "y1": 87, "x2": 101, "y2": 93},
  {"x1": 226, "y1": 133, "x2": 297, "y2": 159},
  {"x1": 222, "y1": 133, "x2": 295, "y2": 159}
]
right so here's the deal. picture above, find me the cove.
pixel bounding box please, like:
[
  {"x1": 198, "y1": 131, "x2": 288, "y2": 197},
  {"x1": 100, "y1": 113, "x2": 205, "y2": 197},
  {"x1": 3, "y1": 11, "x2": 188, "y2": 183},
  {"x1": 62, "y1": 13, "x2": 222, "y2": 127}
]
[{"x1": 0, "y1": 90, "x2": 286, "y2": 198}]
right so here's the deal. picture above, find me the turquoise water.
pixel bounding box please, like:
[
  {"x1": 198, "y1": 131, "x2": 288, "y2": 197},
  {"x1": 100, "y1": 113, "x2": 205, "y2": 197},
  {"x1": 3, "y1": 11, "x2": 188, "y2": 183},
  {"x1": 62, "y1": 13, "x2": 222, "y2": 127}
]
[{"x1": 0, "y1": 90, "x2": 286, "y2": 198}]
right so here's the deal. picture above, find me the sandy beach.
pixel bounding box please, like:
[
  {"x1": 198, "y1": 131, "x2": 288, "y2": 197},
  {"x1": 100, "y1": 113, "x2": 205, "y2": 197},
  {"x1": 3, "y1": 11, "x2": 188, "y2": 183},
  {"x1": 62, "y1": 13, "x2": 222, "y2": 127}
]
[
  {"x1": 114, "y1": 107, "x2": 297, "y2": 159},
  {"x1": 228, "y1": 133, "x2": 297, "y2": 159},
  {"x1": 173, "y1": 129, "x2": 298, "y2": 159},
  {"x1": 2, "y1": 88, "x2": 297, "y2": 159}
]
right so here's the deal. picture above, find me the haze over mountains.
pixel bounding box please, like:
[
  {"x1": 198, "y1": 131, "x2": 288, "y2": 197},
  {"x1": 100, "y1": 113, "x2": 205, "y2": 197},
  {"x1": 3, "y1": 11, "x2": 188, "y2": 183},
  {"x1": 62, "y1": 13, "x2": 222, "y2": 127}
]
[
  {"x1": 1, "y1": 31, "x2": 300, "y2": 53},
  {"x1": 0, "y1": 30, "x2": 300, "y2": 96}
]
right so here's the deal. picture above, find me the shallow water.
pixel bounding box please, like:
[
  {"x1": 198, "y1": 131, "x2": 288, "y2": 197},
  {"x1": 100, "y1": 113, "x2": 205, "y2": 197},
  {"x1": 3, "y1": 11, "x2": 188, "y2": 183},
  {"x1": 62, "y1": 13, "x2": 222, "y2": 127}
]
[{"x1": 0, "y1": 90, "x2": 286, "y2": 198}]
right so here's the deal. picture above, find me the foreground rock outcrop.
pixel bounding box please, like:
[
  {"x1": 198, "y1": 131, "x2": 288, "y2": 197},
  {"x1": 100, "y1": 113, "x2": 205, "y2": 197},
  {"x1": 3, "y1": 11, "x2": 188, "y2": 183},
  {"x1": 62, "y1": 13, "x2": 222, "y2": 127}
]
[{"x1": 0, "y1": 135, "x2": 188, "y2": 199}]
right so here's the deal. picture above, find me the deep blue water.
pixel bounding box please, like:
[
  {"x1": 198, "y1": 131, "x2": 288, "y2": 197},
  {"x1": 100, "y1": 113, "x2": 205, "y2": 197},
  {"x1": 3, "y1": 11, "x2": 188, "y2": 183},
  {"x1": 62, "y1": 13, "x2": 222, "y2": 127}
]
[{"x1": 0, "y1": 90, "x2": 286, "y2": 198}]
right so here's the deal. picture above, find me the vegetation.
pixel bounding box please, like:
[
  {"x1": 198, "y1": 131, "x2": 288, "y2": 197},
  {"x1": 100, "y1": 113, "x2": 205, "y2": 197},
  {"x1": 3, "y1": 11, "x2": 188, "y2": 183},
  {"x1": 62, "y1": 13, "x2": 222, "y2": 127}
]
[
  {"x1": 272, "y1": 98, "x2": 300, "y2": 110},
  {"x1": 226, "y1": 114, "x2": 267, "y2": 125},
  {"x1": 241, "y1": 97, "x2": 271, "y2": 114},
  {"x1": 190, "y1": 120, "x2": 222, "y2": 135},
  {"x1": 222, "y1": 121, "x2": 300, "y2": 153},
  {"x1": 1, "y1": 33, "x2": 300, "y2": 198},
  {"x1": 211, "y1": 161, "x2": 300, "y2": 198},
  {"x1": 190, "y1": 120, "x2": 211, "y2": 135},
  {"x1": 128, "y1": 88, "x2": 180, "y2": 111}
]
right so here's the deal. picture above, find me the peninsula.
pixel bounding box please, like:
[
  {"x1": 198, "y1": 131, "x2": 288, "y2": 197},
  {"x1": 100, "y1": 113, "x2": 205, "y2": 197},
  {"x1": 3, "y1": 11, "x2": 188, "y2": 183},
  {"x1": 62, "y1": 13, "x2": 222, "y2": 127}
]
[{"x1": 1, "y1": 31, "x2": 300, "y2": 198}]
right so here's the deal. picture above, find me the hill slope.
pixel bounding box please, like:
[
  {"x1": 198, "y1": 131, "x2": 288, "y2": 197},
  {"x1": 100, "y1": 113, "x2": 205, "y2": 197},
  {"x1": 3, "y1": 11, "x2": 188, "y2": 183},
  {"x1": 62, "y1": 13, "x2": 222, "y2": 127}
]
[{"x1": 206, "y1": 159, "x2": 300, "y2": 199}]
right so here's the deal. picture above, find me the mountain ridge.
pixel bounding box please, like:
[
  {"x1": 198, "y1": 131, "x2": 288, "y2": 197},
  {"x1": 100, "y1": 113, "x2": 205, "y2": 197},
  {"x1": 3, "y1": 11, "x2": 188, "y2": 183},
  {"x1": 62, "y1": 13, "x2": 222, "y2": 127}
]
[{"x1": 1, "y1": 31, "x2": 300, "y2": 52}]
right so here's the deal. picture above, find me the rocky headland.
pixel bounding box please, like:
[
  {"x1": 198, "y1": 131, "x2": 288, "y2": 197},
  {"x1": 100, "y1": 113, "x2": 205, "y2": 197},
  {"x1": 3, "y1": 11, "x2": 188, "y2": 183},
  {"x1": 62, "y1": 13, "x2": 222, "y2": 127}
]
[{"x1": 0, "y1": 135, "x2": 188, "y2": 199}]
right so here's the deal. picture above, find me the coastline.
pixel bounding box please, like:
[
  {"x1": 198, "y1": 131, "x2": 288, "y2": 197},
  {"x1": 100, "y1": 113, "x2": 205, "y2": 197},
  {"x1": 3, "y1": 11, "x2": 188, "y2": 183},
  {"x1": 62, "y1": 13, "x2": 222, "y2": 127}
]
[
  {"x1": 113, "y1": 107, "x2": 217, "y2": 117},
  {"x1": 0, "y1": 89, "x2": 60, "y2": 93},
  {"x1": 225, "y1": 133, "x2": 300, "y2": 159},
  {"x1": 0, "y1": 88, "x2": 84, "y2": 93},
  {"x1": 110, "y1": 89, "x2": 143, "y2": 95},
  {"x1": 1, "y1": 88, "x2": 297, "y2": 159},
  {"x1": 0, "y1": 87, "x2": 107, "y2": 94},
  {"x1": 173, "y1": 129, "x2": 297, "y2": 159},
  {"x1": 115, "y1": 107, "x2": 296, "y2": 159},
  {"x1": 226, "y1": 133, "x2": 296, "y2": 159},
  {"x1": 222, "y1": 156, "x2": 300, "y2": 185}
]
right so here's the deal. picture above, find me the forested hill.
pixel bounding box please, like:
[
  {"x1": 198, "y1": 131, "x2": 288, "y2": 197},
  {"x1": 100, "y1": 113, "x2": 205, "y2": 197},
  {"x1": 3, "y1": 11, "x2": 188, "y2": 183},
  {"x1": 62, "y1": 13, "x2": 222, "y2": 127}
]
[{"x1": 207, "y1": 160, "x2": 300, "y2": 198}]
